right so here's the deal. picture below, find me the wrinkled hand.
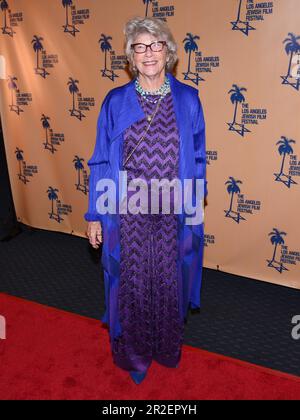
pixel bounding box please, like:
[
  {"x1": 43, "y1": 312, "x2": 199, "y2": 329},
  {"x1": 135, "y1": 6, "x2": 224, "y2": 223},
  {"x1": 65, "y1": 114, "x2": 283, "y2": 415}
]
[{"x1": 86, "y1": 221, "x2": 102, "y2": 249}]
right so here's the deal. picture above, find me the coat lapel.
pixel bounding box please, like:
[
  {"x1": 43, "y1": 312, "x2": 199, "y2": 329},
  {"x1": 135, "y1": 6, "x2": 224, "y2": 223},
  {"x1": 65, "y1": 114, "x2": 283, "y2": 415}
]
[
  {"x1": 167, "y1": 72, "x2": 185, "y2": 137},
  {"x1": 110, "y1": 72, "x2": 185, "y2": 141},
  {"x1": 110, "y1": 78, "x2": 144, "y2": 141}
]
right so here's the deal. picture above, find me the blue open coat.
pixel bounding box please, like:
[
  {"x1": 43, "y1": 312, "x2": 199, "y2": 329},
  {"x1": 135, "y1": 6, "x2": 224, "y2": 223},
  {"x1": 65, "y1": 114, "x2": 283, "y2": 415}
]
[{"x1": 84, "y1": 72, "x2": 207, "y2": 343}]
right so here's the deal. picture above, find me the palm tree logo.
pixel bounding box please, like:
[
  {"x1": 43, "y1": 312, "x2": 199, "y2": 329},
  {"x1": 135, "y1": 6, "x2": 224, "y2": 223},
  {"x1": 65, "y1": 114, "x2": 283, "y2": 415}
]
[
  {"x1": 1, "y1": 0, "x2": 15, "y2": 36},
  {"x1": 231, "y1": 0, "x2": 255, "y2": 36},
  {"x1": 73, "y1": 155, "x2": 88, "y2": 194},
  {"x1": 99, "y1": 34, "x2": 119, "y2": 81},
  {"x1": 266, "y1": 228, "x2": 288, "y2": 273},
  {"x1": 224, "y1": 176, "x2": 246, "y2": 223},
  {"x1": 281, "y1": 33, "x2": 300, "y2": 91},
  {"x1": 31, "y1": 35, "x2": 50, "y2": 78},
  {"x1": 7, "y1": 75, "x2": 23, "y2": 114},
  {"x1": 47, "y1": 187, "x2": 63, "y2": 222},
  {"x1": 15, "y1": 147, "x2": 28, "y2": 184},
  {"x1": 68, "y1": 77, "x2": 85, "y2": 120},
  {"x1": 41, "y1": 114, "x2": 57, "y2": 154},
  {"x1": 143, "y1": 0, "x2": 153, "y2": 17},
  {"x1": 62, "y1": 0, "x2": 79, "y2": 36},
  {"x1": 182, "y1": 33, "x2": 203, "y2": 85},
  {"x1": 227, "y1": 84, "x2": 251, "y2": 137},
  {"x1": 274, "y1": 136, "x2": 297, "y2": 188}
]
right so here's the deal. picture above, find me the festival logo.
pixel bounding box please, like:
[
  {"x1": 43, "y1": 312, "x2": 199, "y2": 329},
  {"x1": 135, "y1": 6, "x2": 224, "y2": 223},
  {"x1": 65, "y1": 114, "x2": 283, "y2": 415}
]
[
  {"x1": 41, "y1": 114, "x2": 65, "y2": 154},
  {"x1": 144, "y1": 0, "x2": 153, "y2": 16},
  {"x1": 207, "y1": 150, "x2": 218, "y2": 167},
  {"x1": 31, "y1": 35, "x2": 59, "y2": 78},
  {"x1": 0, "y1": 0, "x2": 23, "y2": 37},
  {"x1": 47, "y1": 187, "x2": 72, "y2": 223},
  {"x1": 15, "y1": 148, "x2": 38, "y2": 184},
  {"x1": 274, "y1": 136, "x2": 299, "y2": 188},
  {"x1": 143, "y1": 0, "x2": 175, "y2": 20},
  {"x1": 224, "y1": 176, "x2": 261, "y2": 223},
  {"x1": 67, "y1": 77, "x2": 95, "y2": 120},
  {"x1": 99, "y1": 34, "x2": 117, "y2": 80},
  {"x1": 231, "y1": 0, "x2": 273, "y2": 36},
  {"x1": 267, "y1": 228, "x2": 300, "y2": 274},
  {"x1": 7, "y1": 75, "x2": 32, "y2": 115},
  {"x1": 204, "y1": 234, "x2": 215, "y2": 248},
  {"x1": 73, "y1": 155, "x2": 88, "y2": 194},
  {"x1": 61, "y1": 0, "x2": 90, "y2": 36},
  {"x1": 99, "y1": 34, "x2": 127, "y2": 81},
  {"x1": 227, "y1": 84, "x2": 267, "y2": 137},
  {"x1": 182, "y1": 33, "x2": 220, "y2": 85},
  {"x1": 281, "y1": 32, "x2": 300, "y2": 92}
]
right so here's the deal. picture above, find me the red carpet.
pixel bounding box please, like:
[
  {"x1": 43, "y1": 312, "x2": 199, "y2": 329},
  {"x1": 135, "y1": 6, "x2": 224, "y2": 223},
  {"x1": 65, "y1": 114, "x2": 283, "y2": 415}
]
[{"x1": 0, "y1": 292, "x2": 300, "y2": 400}]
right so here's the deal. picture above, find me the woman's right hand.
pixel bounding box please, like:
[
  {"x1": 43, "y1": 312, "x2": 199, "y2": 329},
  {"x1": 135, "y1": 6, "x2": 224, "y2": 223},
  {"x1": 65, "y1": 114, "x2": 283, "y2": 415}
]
[{"x1": 86, "y1": 221, "x2": 102, "y2": 249}]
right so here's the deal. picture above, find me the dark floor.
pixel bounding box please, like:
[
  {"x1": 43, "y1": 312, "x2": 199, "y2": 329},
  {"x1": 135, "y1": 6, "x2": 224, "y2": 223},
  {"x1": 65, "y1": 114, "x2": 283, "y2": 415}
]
[{"x1": 0, "y1": 223, "x2": 299, "y2": 377}]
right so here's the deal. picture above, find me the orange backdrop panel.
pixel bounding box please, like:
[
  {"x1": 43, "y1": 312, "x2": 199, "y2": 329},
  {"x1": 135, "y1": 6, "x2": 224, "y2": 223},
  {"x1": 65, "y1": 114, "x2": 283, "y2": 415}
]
[{"x1": 0, "y1": 0, "x2": 299, "y2": 288}]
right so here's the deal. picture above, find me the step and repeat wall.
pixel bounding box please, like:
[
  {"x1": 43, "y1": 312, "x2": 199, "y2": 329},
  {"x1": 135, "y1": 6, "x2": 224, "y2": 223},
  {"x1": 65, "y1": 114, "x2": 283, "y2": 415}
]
[{"x1": 0, "y1": 0, "x2": 299, "y2": 288}]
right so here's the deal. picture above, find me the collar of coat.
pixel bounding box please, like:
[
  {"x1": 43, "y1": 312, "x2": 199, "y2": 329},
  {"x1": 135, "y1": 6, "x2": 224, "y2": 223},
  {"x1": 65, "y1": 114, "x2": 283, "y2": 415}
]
[{"x1": 108, "y1": 72, "x2": 198, "y2": 142}]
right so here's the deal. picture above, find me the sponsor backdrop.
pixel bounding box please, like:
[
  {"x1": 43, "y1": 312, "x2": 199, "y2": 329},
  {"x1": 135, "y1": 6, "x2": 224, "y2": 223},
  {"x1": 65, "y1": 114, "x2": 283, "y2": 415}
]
[{"x1": 0, "y1": 0, "x2": 299, "y2": 289}]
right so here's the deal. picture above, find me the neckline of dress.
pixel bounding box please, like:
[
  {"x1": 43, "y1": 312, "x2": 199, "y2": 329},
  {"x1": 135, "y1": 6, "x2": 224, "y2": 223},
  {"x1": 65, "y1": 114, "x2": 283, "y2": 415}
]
[{"x1": 137, "y1": 90, "x2": 171, "y2": 101}]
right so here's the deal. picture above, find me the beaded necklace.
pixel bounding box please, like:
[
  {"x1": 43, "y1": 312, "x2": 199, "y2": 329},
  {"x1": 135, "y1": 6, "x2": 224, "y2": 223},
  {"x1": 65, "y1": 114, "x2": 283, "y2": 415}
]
[
  {"x1": 135, "y1": 76, "x2": 171, "y2": 122},
  {"x1": 135, "y1": 76, "x2": 171, "y2": 103}
]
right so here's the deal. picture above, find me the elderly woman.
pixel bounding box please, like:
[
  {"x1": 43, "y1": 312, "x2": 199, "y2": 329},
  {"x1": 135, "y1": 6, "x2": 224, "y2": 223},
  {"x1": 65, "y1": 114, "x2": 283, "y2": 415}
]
[{"x1": 85, "y1": 16, "x2": 207, "y2": 384}]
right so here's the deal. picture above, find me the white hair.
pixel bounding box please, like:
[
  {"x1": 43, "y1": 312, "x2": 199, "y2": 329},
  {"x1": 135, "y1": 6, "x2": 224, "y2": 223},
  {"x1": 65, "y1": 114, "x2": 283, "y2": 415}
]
[{"x1": 124, "y1": 16, "x2": 178, "y2": 77}]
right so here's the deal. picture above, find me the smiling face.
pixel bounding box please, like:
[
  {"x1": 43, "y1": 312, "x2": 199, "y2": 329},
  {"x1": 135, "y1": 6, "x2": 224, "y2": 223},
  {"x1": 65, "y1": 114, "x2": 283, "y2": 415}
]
[{"x1": 132, "y1": 32, "x2": 168, "y2": 80}]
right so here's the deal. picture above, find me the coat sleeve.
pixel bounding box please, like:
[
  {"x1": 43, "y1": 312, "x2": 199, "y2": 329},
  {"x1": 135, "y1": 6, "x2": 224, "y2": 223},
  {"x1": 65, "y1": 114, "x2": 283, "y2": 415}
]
[
  {"x1": 192, "y1": 92, "x2": 208, "y2": 198},
  {"x1": 84, "y1": 94, "x2": 111, "y2": 223}
]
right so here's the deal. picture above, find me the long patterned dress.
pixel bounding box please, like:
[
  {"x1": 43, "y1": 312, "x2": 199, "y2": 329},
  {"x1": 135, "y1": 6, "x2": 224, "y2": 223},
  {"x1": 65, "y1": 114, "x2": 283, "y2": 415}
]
[{"x1": 111, "y1": 89, "x2": 184, "y2": 373}]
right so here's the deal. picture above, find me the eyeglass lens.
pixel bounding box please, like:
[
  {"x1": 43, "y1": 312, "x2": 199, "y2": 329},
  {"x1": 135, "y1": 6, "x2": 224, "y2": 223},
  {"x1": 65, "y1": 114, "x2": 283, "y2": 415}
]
[{"x1": 133, "y1": 42, "x2": 164, "y2": 53}]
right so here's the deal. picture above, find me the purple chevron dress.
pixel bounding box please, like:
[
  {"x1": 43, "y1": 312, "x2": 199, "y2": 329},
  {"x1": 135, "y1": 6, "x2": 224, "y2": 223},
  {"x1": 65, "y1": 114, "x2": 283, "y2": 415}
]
[{"x1": 111, "y1": 89, "x2": 184, "y2": 373}]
